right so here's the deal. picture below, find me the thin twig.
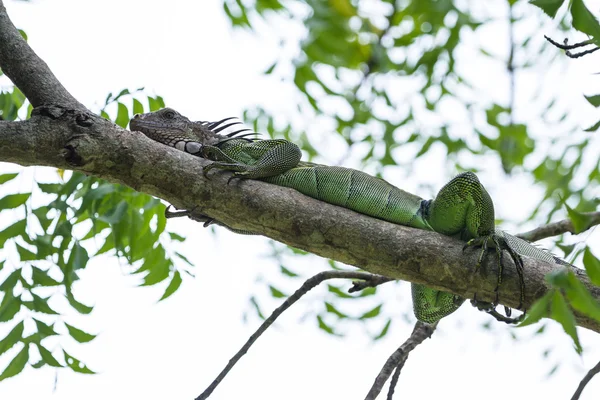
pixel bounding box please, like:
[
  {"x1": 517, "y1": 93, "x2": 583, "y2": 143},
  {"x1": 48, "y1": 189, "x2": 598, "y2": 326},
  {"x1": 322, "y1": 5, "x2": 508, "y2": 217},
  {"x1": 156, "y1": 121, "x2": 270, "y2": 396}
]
[
  {"x1": 543, "y1": 35, "x2": 600, "y2": 59},
  {"x1": 571, "y1": 359, "x2": 600, "y2": 400},
  {"x1": 349, "y1": 275, "x2": 394, "y2": 292},
  {"x1": 195, "y1": 270, "x2": 387, "y2": 400},
  {"x1": 364, "y1": 321, "x2": 437, "y2": 400},
  {"x1": 516, "y1": 211, "x2": 600, "y2": 242}
]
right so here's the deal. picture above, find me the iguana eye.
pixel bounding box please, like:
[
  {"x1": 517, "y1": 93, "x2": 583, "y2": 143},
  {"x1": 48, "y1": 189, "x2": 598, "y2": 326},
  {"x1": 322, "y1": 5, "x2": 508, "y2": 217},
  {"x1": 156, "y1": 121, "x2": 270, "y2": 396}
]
[{"x1": 164, "y1": 110, "x2": 176, "y2": 119}]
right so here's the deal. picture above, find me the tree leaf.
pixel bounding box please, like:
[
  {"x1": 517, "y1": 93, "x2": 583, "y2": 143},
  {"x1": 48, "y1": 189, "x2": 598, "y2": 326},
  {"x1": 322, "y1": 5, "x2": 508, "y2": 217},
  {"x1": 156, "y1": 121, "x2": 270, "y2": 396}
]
[
  {"x1": 373, "y1": 319, "x2": 392, "y2": 340},
  {"x1": 0, "y1": 173, "x2": 18, "y2": 185},
  {"x1": 115, "y1": 102, "x2": 129, "y2": 128},
  {"x1": 530, "y1": 0, "x2": 565, "y2": 18},
  {"x1": 269, "y1": 285, "x2": 287, "y2": 298},
  {"x1": 65, "y1": 323, "x2": 96, "y2": 343},
  {"x1": 0, "y1": 344, "x2": 29, "y2": 381},
  {"x1": 519, "y1": 291, "x2": 553, "y2": 327},
  {"x1": 33, "y1": 318, "x2": 58, "y2": 339},
  {"x1": 16, "y1": 243, "x2": 36, "y2": 261},
  {"x1": 0, "y1": 321, "x2": 24, "y2": 357},
  {"x1": 66, "y1": 293, "x2": 94, "y2": 315},
  {"x1": 133, "y1": 98, "x2": 144, "y2": 115},
  {"x1": 31, "y1": 267, "x2": 61, "y2": 287},
  {"x1": 584, "y1": 94, "x2": 600, "y2": 107},
  {"x1": 0, "y1": 293, "x2": 21, "y2": 322},
  {"x1": 63, "y1": 350, "x2": 95, "y2": 374},
  {"x1": 359, "y1": 304, "x2": 382, "y2": 319},
  {"x1": 159, "y1": 271, "x2": 182, "y2": 301},
  {"x1": 571, "y1": 0, "x2": 600, "y2": 38},
  {"x1": 583, "y1": 248, "x2": 600, "y2": 286},
  {"x1": 36, "y1": 344, "x2": 62, "y2": 367},
  {"x1": 0, "y1": 193, "x2": 30, "y2": 211},
  {"x1": 0, "y1": 219, "x2": 27, "y2": 248},
  {"x1": 551, "y1": 291, "x2": 582, "y2": 354}
]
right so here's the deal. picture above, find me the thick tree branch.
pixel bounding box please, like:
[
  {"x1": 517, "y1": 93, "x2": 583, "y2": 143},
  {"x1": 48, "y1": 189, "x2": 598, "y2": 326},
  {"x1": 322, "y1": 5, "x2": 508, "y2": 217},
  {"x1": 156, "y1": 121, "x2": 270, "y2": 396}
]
[
  {"x1": 0, "y1": 107, "x2": 598, "y2": 334},
  {"x1": 0, "y1": 4, "x2": 598, "y2": 334},
  {"x1": 0, "y1": 1, "x2": 85, "y2": 109},
  {"x1": 517, "y1": 212, "x2": 600, "y2": 242}
]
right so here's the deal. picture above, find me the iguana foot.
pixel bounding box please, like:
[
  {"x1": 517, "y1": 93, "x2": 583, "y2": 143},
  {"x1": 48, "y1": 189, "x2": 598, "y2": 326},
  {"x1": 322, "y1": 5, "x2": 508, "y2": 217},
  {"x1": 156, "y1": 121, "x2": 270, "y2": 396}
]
[
  {"x1": 463, "y1": 233, "x2": 525, "y2": 310},
  {"x1": 164, "y1": 205, "x2": 215, "y2": 227},
  {"x1": 471, "y1": 295, "x2": 523, "y2": 324}
]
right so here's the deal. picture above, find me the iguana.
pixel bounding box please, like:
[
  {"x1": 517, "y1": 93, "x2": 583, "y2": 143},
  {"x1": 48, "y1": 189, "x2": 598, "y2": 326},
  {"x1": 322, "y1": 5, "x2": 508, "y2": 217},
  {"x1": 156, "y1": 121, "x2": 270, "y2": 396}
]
[{"x1": 129, "y1": 107, "x2": 567, "y2": 323}]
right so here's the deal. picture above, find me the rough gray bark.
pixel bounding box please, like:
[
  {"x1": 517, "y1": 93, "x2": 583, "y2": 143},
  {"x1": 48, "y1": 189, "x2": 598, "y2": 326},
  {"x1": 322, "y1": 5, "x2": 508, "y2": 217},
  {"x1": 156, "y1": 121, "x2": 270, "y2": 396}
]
[{"x1": 0, "y1": 1, "x2": 598, "y2": 333}]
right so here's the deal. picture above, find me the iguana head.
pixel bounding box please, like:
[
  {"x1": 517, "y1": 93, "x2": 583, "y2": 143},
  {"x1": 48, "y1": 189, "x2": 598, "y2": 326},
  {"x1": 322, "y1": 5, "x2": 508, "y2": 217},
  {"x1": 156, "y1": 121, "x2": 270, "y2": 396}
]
[{"x1": 130, "y1": 107, "x2": 223, "y2": 154}]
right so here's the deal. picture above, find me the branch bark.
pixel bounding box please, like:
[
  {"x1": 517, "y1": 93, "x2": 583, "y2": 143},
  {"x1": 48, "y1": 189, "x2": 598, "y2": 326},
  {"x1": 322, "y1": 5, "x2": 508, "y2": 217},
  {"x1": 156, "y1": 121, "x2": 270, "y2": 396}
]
[{"x1": 0, "y1": 2, "x2": 598, "y2": 334}]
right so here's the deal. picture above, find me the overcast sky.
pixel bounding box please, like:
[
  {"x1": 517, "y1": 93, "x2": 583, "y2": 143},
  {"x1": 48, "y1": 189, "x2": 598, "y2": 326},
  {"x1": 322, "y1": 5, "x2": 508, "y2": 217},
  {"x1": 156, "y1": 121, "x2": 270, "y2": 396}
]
[{"x1": 1, "y1": 0, "x2": 600, "y2": 399}]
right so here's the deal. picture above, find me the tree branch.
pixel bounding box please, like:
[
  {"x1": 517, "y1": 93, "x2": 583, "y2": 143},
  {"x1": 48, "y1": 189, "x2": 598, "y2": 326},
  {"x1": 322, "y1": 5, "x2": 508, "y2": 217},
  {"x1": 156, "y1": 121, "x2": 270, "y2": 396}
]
[
  {"x1": 364, "y1": 321, "x2": 437, "y2": 400},
  {"x1": 517, "y1": 212, "x2": 600, "y2": 242},
  {"x1": 196, "y1": 271, "x2": 384, "y2": 400},
  {"x1": 0, "y1": 107, "x2": 598, "y2": 334},
  {"x1": 571, "y1": 359, "x2": 600, "y2": 400},
  {"x1": 0, "y1": 1, "x2": 85, "y2": 109}
]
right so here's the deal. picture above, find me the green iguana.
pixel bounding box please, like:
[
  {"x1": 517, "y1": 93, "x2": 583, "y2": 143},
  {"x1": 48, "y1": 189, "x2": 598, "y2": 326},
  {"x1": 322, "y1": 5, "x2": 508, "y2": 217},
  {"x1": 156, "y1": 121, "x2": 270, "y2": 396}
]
[{"x1": 129, "y1": 107, "x2": 568, "y2": 323}]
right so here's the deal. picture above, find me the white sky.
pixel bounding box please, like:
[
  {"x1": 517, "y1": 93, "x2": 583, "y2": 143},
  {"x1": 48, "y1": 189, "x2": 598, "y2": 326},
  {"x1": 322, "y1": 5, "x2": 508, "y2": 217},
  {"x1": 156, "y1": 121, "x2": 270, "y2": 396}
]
[{"x1": 1, "y1": 0, "x2": 600, "y2": 399}]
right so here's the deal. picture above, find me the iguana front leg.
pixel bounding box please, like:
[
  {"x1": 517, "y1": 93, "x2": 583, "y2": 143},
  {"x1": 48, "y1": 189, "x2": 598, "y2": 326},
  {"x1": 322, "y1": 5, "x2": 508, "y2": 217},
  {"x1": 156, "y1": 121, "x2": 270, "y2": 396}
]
[
  {"x1": 202, "y1": 139, "x2": 302, "y2": 181},
  {"x1": 426, "y1": 172, "x2": 525, "y2": 310}
]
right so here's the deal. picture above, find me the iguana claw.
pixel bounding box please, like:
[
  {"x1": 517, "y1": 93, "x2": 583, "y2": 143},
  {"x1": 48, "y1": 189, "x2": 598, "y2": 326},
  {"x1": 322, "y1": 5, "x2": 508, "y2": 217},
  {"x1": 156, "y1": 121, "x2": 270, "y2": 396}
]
[{"x1": 463, "y1": 233, "x2": 525, "y2": 310}]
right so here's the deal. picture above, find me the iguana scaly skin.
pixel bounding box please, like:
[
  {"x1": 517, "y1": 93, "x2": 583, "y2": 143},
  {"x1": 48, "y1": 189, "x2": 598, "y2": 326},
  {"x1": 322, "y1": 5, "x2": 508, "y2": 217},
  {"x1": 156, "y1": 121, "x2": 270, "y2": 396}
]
[{"x1": 130, "y1": 108, "x2": 567, "y2": 323}]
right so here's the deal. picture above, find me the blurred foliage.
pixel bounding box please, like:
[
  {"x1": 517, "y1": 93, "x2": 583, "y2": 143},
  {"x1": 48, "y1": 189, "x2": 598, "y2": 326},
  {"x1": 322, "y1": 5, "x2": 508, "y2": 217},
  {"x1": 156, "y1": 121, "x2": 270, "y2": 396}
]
[
  {"x1": 222, "y1": 0, "x2": 600, "y2": 348},
  {"x1": 0, "y1": 85, "x2": 191, "y2": 379}
]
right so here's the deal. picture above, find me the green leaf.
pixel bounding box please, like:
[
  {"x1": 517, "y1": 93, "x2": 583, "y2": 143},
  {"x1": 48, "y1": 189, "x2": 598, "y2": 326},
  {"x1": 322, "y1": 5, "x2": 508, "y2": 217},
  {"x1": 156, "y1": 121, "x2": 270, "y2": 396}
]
[
  {"x1": 115, "y1": 102, "x2": 129, "y2": 128},
  {"x1": 37, "y1": 182, "x2": 63, "y2": 194},
  {"x1": 571, "y1": 0, "x2": 600, "y2": 38},
  {"x1": 16, "y1": 243, "x2": 36, "y2": 261},
  {"x1": 519, "y1": 291, "x2": 553, "y2": 327},
  {"x1": 316, "y1": 315, "x2": 339, "y2": 335},
  {"x1": 31, "y1": 267, "x2": 61, "y2": 287},
  {"x1": 0, "y1": 344, "x2": 29, "y2": 381},
  {"x1": 584, "y1": 119, "x2": 600, "y2": 132},
  {"x1": 133, "y1": 98, "x2": 144, "y2": 115},
  {"x1": 67, "y1": 243, "x2": 89, "y2": 272},
  {"x1": 584, "y1": 248, "x2": 600, "y2": 286},
  {"x1": 565, "y1": 204, "x2": 591, "y2": 233},
  {"x1": 168, "y1": 232, "x2": 186, "y2": 242},
  {"x1": 530, "y1": 0, "x2": 565, "y2": 18},
  {"x1": 0, "y1": 193, "x2": 30, "y2": 211},
  {"x1": 0, "y1": 219, "x2": 27, "y2": 248},
  {"x1": 551, "y1": 291, "x2": 582, "y2": 354},
  {"x1": 33, "y1": 318, "x2": 58, "y2": 339},
  {"x1": 269, "y1": 285, "x2": 287, "y2": 299},
  {"x1": 36, "y1": 344, "x2": 62, "y2": 367},
  {"x1": 0, "y1": 269, "x2": 21, "y2": 291},
  {"x1": 66, "y1": 293, "x2": 93, "y2": 314},
  {"x1": 279, "y1": 265, "x2": 298, "y2": 278},
  {"x1": 63, "y1": 350, "x2": 95, "y2": 374},
  {"x1": 159, "y1": 271, "x2": 182, "y2": 301},
  {"x1": 324, "y1": 302, "x2": 348, "y2": 319},
  {"x1": 373, "y1": 319, "x2": 392, "y2": 340},
  {"x1": 30, "y1": 294, "x2": 59, "y2": 315},
  {"x1": 0, "y1": 293, "x2": 21, "y2": 322},
  {"x1": 584, "y1": 94, "x2": 600, "y2": 107},
  {"x1": 359, "y1": 304, "x2": 382, "y2": 319},
  {"x1": 0, "y1": 321, "x2": 24, "y2": 357},
  {"x1": 0, "y1": 173, "x2": 18, "y2": 185},
  {"x1": 327, "y1": 284, "x2": 353, "y2": 299},
  {"x1": 65, "y1": 323, "x2": 96, "y2": 343}
]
